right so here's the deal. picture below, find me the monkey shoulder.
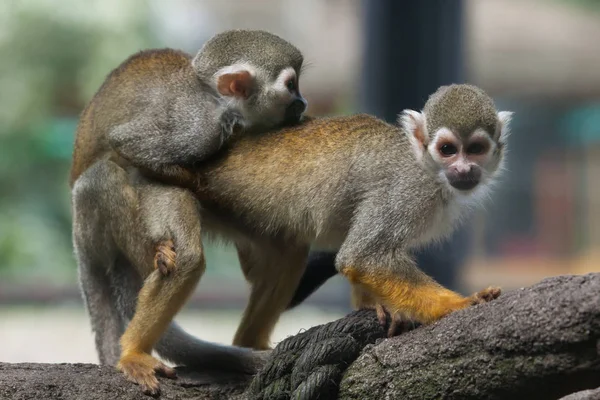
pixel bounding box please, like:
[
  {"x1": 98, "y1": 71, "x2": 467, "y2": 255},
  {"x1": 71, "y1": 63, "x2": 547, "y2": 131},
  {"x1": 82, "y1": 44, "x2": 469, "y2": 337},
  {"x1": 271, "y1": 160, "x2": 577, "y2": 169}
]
[
  {"x1": 114, "y1": 48, "x2": 192, "y2": 76},
  {"x1": 96, "y1": 49, "x2": 195, "y2": 97}
]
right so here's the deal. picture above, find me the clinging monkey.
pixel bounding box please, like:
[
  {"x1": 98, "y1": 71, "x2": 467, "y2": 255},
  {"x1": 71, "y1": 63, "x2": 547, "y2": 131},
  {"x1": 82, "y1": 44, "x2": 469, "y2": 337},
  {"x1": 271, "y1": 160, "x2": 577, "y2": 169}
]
[{"x1": 70, "y1": 29, "x2": 307, "y2": 395}]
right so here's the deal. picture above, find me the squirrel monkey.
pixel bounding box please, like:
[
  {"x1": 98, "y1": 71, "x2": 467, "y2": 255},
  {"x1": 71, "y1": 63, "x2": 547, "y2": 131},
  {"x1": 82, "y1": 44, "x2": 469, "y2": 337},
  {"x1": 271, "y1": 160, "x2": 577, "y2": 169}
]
[
  {"x1": 70, "y1": 30, "x2": 306, "y2": 395},
  {"x1": 142, "y1": 83, "x2": 511, "y2": 359}
]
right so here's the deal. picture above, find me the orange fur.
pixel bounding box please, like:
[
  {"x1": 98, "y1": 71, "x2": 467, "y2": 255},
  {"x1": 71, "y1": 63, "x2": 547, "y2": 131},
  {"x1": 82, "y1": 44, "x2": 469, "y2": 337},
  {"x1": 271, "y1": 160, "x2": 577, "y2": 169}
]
[
  {"x1": 350, "y1": 284, "x2": 378, "y2": 310},
  {"x1": 117, "y1": 351, "x2": 175, "y2": 396},
  {"x1": 342, "y1": 266, "x2": 472, "y2": 324},
  {"x1": 118, "y1": 263, "x2": 203, "y2": 392}
]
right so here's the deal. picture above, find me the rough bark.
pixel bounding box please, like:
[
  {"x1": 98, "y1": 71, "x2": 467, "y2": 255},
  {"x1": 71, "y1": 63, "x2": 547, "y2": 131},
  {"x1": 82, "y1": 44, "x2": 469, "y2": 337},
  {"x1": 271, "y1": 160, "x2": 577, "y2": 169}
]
[
  {"x1": 0, "y1": 363, "x2": 246, "y2": 400},
  {"x1": 1, "y1": 273, "x2": 599, "y2": 400},
  {"x1": 339, "y1": 273, "x2": 600, "y2": 400}
]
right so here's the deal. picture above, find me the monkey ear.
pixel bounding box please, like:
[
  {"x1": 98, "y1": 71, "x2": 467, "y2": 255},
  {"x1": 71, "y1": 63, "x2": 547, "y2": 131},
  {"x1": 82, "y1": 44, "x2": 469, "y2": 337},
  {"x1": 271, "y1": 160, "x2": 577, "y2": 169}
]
[
  {"x1": 496, "y1": 111, "x2": 513, "y2": 143},
  {"x1": 398, "y1": 110, "x2": 428, "y2": 153},
  {"x1": 216, "y1": 70, "x2": 255, "y2": 99}
]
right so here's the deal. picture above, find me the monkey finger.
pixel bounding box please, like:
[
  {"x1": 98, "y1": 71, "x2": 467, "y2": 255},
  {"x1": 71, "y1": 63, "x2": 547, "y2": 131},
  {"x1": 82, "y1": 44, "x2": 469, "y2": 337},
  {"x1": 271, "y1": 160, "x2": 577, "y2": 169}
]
[
  {"x1": 155, "y1": 362, "x2": 177, "y2": 380},
  {"x1": 154, "y1": 240, "x2": 177, "y2": 276},
  {"x1": 374, "y1": 304, "x2": 412, "y2": 338},
  {"x1": 470, "y1": 286, "x2": 502, "y2": 305},
  {"x1": 387, "y1": 315, "x2": 401, "y2": 338},
  {"x1": 387, "y1": 316, "x2": 419, "y2": 338},
  {"x1": 375, "y1": 304, "x2": 388, "y2": 327},
  {"x1": 141, "y1": 383, "x2": 160, "y2": 398},
  {"x1": 121, "y1": 366, "x2": 160, "y2": 397},
  {"x1": 155, "y1": 256, "x2": 168, "y2": 276}
]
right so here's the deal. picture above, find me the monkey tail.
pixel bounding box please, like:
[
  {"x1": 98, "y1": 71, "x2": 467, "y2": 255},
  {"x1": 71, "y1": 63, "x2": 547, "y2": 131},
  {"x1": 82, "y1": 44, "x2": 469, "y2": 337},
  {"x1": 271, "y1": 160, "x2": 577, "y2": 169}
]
[
  {"x1": 286, "y1": 251, "x2": 339, "y2": 310},
  {"x1": 154, "y1": 322, "x2": 269, "y2": 380},
  {"x1": 110, "y1": 255, "x2": 269, "y2": 382}
]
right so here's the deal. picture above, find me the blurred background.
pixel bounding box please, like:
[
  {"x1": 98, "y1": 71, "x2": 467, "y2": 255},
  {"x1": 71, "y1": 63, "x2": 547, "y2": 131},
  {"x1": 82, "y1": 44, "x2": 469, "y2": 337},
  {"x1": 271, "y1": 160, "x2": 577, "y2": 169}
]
[{"x1": 1, "y1": 0, "x2": 599, "y2": 364}]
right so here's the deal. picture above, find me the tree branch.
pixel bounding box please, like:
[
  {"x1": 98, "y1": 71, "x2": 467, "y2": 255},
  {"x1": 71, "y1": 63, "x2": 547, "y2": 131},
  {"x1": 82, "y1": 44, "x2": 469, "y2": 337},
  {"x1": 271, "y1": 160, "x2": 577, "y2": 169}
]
[
  {"x1": 1, "y1": 273, "x2": 599, "y2": 400},
  {"x1": 339, "y1": 273, "x2": 600, "y2": 400}
]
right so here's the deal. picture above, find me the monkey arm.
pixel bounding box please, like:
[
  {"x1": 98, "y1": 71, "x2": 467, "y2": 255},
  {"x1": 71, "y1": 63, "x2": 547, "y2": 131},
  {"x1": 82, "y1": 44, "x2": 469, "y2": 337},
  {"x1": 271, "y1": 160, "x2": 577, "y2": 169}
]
[
  {"x1": 334, "y1": 195, "x2": 500, "y2": 324},
  {"x1": 338, "y1": 248, "x2": 499, "y2": 324},
  {"x1": 107, "y1": 117, "x2": 215, "y2": 189}
]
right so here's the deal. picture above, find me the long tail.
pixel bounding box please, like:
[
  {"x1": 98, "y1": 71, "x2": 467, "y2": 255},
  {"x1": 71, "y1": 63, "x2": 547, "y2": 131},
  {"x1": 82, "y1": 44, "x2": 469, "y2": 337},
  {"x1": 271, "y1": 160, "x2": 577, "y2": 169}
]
[
  {"x1": 286, "y1": 251, "x2": 338, "y2": 310},
  {"x1": 110, "y1": 255, "x2": 269, "y2": 382}
]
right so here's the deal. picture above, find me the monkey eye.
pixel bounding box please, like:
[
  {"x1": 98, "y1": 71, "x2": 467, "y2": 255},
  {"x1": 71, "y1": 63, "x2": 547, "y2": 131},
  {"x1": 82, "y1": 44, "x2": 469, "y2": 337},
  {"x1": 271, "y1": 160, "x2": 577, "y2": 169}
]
[
  {"x1": 286, "y1": 79, "x2": 296, "y2": 92},
  {"x1": 466, "y1": 142, "x2": 486, "y2": 155},
  {"x1": 439, "y1": 143, "x2": 458, "y2": 157}
]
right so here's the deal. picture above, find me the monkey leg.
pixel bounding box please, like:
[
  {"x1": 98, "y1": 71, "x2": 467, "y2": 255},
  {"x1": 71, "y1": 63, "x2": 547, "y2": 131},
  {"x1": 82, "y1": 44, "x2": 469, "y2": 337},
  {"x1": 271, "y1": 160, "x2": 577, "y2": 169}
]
[
  {"x1": 72, "y1": 161, "x2": 139, "y2": 366},
  {"x1": 234, "y1": 242, "x2": 309, "y2": 350},
  {"x1": 73, "y1": 245, "x2": 124, "y2": 365},
  {"x1": 117, "y1": 184, "x2": 206, "y2": 396},
  {"x1": 72, "y1": 159, "x2": 207, "y2": 394},
  {"x1": 337, "y1": 247, "x2": 500, "y2": 325}
]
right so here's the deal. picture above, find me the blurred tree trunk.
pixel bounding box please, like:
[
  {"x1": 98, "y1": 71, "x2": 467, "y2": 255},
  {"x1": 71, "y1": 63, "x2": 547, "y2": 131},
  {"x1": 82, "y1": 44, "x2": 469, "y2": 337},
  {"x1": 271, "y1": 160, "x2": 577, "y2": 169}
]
[{"x1": 360, "y1": 0, "x2": 469, "y2": 291}]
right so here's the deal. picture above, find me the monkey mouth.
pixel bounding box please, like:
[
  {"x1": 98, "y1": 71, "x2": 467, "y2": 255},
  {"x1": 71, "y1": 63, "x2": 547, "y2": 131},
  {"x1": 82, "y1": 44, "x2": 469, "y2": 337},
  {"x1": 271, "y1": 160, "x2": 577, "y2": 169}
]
[
  {"x1": 283, "y1": 113, "x2": 303, "y2": 125},
  {"x1": 284, "y1": 98, "x2": 307, "y2": 124},
  {"x1": 449, "y1": 178, "x2": 479, "y2": 191}
]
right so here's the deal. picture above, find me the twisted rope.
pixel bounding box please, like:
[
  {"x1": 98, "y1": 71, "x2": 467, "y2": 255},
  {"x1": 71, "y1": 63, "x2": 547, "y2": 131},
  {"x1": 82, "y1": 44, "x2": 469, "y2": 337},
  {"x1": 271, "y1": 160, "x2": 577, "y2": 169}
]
[{"x1": 246, "y1": 309, "x2": 387, "y2": 400}]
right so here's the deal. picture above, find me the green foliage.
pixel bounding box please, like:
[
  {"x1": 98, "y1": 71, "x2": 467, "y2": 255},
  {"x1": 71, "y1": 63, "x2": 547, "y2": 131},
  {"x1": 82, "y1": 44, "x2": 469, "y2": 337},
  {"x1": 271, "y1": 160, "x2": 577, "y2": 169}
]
[
  {"x1": 0, "y1": 0, "x2": 247, "y2": 284},
  {"x1": 0, "y1": 1, "x2": 155, "y2": 282},
  {"x1": 556, "y1": 0, "x2": 600, "y2": 13}
]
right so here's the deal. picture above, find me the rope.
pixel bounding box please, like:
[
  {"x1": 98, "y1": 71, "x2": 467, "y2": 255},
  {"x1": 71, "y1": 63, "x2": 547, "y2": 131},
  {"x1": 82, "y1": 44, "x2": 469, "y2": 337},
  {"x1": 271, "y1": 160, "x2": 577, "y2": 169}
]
[{"x1": 246, "y1": 309, "x2": 388, "y2": 400}]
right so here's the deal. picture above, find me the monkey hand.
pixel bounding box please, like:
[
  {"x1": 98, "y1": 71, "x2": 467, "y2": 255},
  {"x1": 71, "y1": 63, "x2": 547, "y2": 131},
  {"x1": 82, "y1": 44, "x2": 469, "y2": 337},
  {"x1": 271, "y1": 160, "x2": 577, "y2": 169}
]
[
  {"x1": 375, "y1": 304, "x2": 419, "y2": 338},
  {"x1": 467, "y1": 286, "x2": 502, "y2": 305},
  {"x1": 117, "y1": 352, "x2": 176, "y2": 396},
  {"x1": 349, "y1": 285, "x2": 415, "y2": 338},
  {"x1": 376, "y1": 286, "x2": 500, "y2": 332},
  {"x1": 154, "y1": 240, "x2": 177, "y2": 276}
]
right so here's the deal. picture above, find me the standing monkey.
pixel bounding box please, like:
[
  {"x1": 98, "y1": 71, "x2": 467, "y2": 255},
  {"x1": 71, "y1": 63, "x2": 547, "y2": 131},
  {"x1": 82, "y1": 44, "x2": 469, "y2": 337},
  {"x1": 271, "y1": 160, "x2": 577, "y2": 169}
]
[
  {"x1": 70, "y1": 30, "x2": 307, "y2": 395},
  {"x1": 115, "y1": 84, "x2": 509, "y2": 379}
]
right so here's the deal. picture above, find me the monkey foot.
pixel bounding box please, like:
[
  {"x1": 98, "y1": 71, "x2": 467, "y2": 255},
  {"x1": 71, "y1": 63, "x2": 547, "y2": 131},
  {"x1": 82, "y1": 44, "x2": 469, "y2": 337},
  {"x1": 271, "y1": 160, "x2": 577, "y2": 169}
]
[
  {"x1": 154, "y1": 240, "x2": 176, "y2": 276},
  {"x1": 117, "y1": 352, "x2": 176, "y2": 397},
  {"x1": 469, "y1": 286, "x2": 502, "y2": 305},
  {"x1": 375, "y1": 304, "x2": 418, "y2": 338}
]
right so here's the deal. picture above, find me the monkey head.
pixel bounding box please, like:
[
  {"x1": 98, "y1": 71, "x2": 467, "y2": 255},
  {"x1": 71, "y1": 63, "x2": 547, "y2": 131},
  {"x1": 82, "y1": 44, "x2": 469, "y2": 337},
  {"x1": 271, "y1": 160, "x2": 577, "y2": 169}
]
[
  {"x1": 399, "y1": 84, "x2": 513, "y2": 195},
  {"x1": 192, "y1": 29, "x2": 307, "y2": 129}
]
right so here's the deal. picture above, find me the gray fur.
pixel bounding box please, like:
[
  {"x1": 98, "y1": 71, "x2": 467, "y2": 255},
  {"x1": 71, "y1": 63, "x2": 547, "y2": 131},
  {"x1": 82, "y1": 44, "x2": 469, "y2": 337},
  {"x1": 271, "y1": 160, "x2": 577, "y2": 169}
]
[
  {"x1": 201, "y1": 116, "x2": 453, "y2": 286},
  {"x1": 110, "y1": 257, "x2": 263, "y2": 375},
  {"x1": 190, "y1": 30, "x2": 305, "y2": 129},
  {"x1": 108, "y1": 32, "x2": 305, "y2": 172},
  {"x1": 72, "y1": 158, "x2": 263, "y2": 376},
  {"x1": 424, "y1": 84, "x2": 499, "y2": 139},
  {"x1": 193, "y1": 30, "x2": 304, "y2": 81},
  {"x1": 191, "y1": 85, "x2": 511, "y2": 299},
  {"x1": 71, "y1": 29, "x2": 306, "y2": 376}
]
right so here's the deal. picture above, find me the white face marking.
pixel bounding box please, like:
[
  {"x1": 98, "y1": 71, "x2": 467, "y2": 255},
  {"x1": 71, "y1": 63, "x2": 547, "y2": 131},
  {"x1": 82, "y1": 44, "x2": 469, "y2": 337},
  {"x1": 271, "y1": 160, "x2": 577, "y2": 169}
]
[
  {"x1": 427, "y1": 127, "x2": 454, "y2": 164},
  {"x1": 427, "y1": 126, "x2": 499, "y2": 198},
  {"x1": 273, "y1": 67, "x2": 296, "y2": 96},
  {"x1": 470, "y1": 128, "x2": 497, "y2": 159},
  {"x1": 410, "y1": 110, "x2": 514, "y2": 249}
]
